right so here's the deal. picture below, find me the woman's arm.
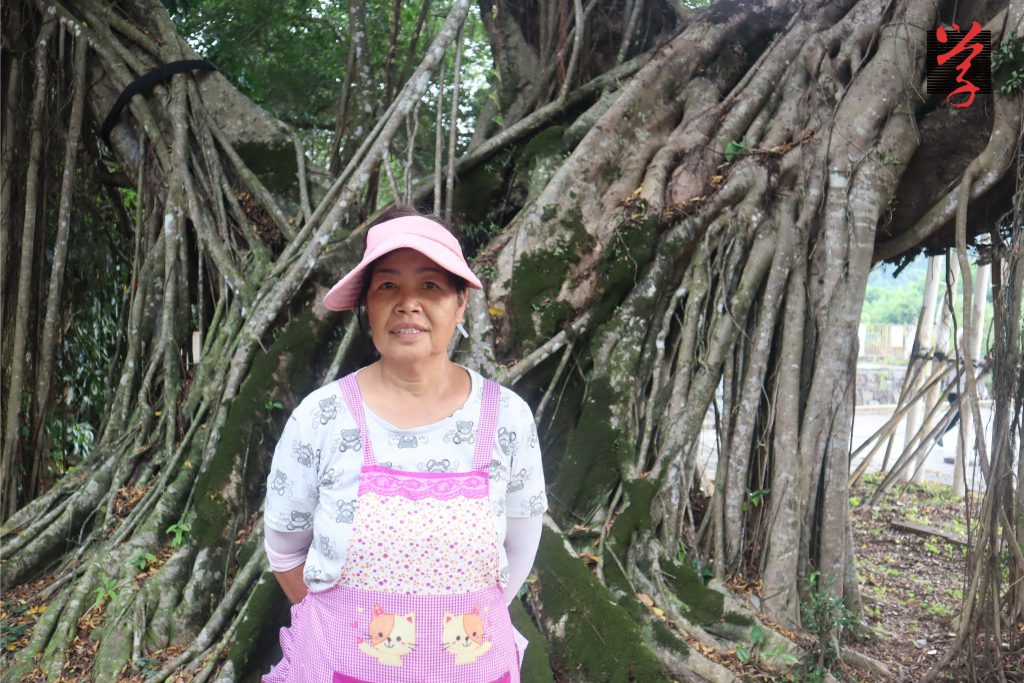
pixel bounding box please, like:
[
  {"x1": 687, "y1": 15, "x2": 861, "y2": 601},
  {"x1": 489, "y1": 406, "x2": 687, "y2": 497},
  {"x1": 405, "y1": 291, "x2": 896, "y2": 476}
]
[
  {"x1": 274, "y1": 564, "x2": 309, "y2": 604},
  {"x1": 265, "y1": 525, "x2": 313, "y2": 604},
  {"x1": 503, "y1": 515, "x2": 543, "y2": 604}
]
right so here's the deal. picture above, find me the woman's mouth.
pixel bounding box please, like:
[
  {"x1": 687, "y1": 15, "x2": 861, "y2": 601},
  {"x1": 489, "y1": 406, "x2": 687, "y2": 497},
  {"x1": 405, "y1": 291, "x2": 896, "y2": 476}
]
[{"x1": 390, "y1": 323, "x2": 427, "y2": 337}]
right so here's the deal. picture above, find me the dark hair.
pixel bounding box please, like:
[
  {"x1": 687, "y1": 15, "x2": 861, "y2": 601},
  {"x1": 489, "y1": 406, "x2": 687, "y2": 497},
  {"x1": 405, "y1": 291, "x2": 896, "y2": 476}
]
[{"x1": 355, "y1": 206, "x2": 468, "y2": 331}]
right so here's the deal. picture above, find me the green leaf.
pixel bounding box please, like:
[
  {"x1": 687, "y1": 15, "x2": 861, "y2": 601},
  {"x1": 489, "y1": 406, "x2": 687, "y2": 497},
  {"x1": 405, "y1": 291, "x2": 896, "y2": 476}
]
[{"x1": 724, "y1": 140, "x2": 749, "y2": 163}]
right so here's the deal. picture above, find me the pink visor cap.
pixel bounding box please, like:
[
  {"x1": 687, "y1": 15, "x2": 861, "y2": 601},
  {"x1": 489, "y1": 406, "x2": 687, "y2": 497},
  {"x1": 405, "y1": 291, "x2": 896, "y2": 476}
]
[{"x1": 323, "y1": 215, "x2": 483, "y2": 311}]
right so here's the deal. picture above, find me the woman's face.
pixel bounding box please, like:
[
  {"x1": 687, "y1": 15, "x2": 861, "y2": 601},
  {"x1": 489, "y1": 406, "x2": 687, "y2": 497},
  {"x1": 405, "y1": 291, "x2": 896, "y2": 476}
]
[{"x1": 365, "y1": 248, "x2": 466, "y2": 366}]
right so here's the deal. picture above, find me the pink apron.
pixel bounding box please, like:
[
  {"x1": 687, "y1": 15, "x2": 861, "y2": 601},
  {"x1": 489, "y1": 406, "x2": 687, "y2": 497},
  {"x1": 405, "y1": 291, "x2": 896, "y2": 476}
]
[{"x1": 264, "y1": 373, "x2": 521, "y2": 683}]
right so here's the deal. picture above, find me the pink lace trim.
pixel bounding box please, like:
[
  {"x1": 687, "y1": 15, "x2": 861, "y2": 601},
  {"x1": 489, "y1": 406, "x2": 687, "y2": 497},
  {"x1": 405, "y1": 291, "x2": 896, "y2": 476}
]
[{"x1": 358, "y1": 466, "x2": 488, "y2": 500}]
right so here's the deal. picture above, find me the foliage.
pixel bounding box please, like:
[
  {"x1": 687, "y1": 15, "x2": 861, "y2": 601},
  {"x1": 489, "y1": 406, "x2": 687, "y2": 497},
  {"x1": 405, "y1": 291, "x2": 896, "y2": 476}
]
[
  {"x1": 173, "y1": 0, "x2": 493, "y2": 172},
  {"x1": 174, "y1": 0, "x2": 351, "y2": 129},
  {"x1": 130, "y1": 551, "x2": 158, "y2": 571},
  {"x1": 863, "y1": 258, "x2": 995, "y2": 335},
  {"x1": 800, "y1": 572, "x2": 859, "y2": 680},
  {"x1": 735, "y1": 624, "x2": 800, "y2": 666},
  {"x1": 166, "y1": 522, "x2": 192, "y2": 548},
  {"x1": 992, "y1": 34, "x2": 1024, "y2": 95},
  {"x1": 92, "y1": 576, "x2": 119, "y2": 608},
  {"x1": 42, "y1": 181, "x2": 131, "y2": 483},
  {"x1": 724, "y1": 140, "x2": 749, "y2": 163}
]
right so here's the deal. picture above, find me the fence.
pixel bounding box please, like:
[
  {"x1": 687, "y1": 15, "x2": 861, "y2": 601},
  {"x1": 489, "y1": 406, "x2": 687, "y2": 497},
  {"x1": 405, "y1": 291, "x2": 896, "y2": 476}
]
[{"x1": 858, "y1": 323, "x2": 917, "y2": 362}]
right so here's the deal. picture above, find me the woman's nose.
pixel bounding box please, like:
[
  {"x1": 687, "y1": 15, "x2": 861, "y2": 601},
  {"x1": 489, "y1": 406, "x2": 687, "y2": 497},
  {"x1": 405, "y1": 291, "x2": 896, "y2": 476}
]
[{"x1": 397, "y1": 293, "x2": 421, "y2": 312}]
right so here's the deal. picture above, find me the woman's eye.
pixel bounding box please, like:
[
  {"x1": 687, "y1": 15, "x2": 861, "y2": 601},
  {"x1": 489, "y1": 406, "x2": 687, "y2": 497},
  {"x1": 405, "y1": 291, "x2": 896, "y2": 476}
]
[
  {"x1": 377, "y1": 281, "x2": 395, "y2": 290},
  {"x1": 423, "y1": 281, "x2": 438, "y2": 290}
]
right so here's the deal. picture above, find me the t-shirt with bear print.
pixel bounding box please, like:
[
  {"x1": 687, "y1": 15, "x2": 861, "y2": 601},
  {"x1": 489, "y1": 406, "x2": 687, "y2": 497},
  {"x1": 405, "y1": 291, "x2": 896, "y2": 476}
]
[{"x1": 263, "y1": 366, "x2": 547, "y2": 592}]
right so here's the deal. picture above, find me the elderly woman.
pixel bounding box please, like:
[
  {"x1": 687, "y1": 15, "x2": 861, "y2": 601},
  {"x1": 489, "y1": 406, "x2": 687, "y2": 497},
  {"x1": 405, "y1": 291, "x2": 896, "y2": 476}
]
[{"x1": 262, "y1": 207, "x2": 546, "y2": 683}]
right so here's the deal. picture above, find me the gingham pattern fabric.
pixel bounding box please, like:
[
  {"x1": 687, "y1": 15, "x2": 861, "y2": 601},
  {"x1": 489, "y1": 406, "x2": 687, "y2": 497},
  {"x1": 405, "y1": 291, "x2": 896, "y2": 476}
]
[{"x1": 264, "y1": 374, "x2": 520, "y2": 683}]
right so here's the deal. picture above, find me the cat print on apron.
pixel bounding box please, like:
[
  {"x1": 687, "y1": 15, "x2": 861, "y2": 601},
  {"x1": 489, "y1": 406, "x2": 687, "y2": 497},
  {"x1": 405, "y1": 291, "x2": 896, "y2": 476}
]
[{"x1": 264, "y1": 373, "x2": 522, "y2": 683}]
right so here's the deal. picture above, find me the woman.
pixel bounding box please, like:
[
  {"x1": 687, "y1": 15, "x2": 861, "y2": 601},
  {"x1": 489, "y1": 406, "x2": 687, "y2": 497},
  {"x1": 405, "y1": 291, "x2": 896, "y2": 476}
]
[{"x1": 263, "y1": 207, "x2": 546, "y2": 683}]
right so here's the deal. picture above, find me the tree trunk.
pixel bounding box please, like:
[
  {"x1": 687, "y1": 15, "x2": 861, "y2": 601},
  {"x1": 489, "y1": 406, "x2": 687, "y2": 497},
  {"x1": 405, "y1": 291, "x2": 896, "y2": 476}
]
[{"x1": 3, "y1": 0, "x2": 1022, "y2": 680}]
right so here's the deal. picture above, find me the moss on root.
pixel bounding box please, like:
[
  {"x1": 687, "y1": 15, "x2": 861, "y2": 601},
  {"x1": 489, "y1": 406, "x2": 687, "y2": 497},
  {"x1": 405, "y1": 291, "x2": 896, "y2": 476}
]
[
  {"x1": 551, "y1": 377, "x2": 632, "y2": 514},
  {"x1": 591, "y1": 214, "x2": 660, "y2": 324},
  {"x1": 509, "y1": 210, "x2": 589, "y2": 353},
  {"x1": 663, "y1": 559, "x2": 725, "y2": 625},
  {"x1": 533, "y1": 527, "x2": 676, "y2": 682},
  {"x1": 453, "y1": 165, "x2": 505, "y2": 225},
  {"x1": 509, "y1": 599, "x2": 555, "y2": 683},
  {"x1": 227, "y1": 572, "x2": 291, "y2": 681}
]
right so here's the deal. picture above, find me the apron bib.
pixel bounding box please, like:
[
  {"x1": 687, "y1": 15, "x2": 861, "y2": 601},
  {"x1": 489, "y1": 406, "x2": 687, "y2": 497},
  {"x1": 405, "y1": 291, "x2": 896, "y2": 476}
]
[{"x1": 264, "y1": 374, "x2": 520, "y2": 683}]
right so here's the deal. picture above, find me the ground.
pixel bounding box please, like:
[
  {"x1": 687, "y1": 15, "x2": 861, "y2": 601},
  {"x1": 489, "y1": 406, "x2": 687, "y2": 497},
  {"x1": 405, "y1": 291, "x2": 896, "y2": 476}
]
[
  {"x1": 848, "y1": 474, "x2": 975, "y2": 681},
  {"x1": 845, "y1": 474, "x2": 1022, "y2": 682}
]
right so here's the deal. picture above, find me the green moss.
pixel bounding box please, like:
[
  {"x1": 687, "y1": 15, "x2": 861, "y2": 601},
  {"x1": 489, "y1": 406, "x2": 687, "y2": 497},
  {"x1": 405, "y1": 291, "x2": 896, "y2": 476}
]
[
  {"x1": 606, "y1": 480, "x2": 658, "y2": 563},
  {"x1": 192, "y1": 305, "x2": 327, "y2": 548},
  {"x1": 227, "y1": 573, "x2": 291, "y2": 680},
  {"x1": 538, "y1": 301, "x2": 572, "y2": 340},
  {"x1": 723, "y1": 611, "x2": 753, "y2": 627},
  {"x1": 517, "y1": 126, "x2": 566, "y2": 171},
  {"x1": 664, "y1": 559, "x2": 724, "y2": 625},
  {"x1": 551, "y1": 377, "x2": 632, "y2": 514},
  {"x1": 453, "y1": 162, "x2": 505, "y2": 224},
  {"x1": 515, "y1": 126, "x2": 567, "y2": 197},
  {"x1": 509, "y1": 212, "x2": 589, "y2": 352},
  {"x1": 591, "y1": 216, "x2": 660, "y2": 324},
  {"x1": 509, "y1": 599, "x2": 555, "y2": 683},
  {"x1": 533, "y1": 528, "x2": 674, "y2": 682}
]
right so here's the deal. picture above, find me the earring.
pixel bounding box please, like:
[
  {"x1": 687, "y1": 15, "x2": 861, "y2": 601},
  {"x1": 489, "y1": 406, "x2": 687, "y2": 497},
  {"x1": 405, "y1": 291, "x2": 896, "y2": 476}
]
[{"x1": 457, "y1": 322, "x2": 469, "y2": 338}]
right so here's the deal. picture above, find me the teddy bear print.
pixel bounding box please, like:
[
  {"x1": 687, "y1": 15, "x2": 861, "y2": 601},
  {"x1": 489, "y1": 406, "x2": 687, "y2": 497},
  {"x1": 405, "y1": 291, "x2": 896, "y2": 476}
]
[
  {"x1": 418, "y1": 459, "x2": 453, "y2": 473},
  {"x1": 303, "y1": 564, "x2": 324, "y2": 583},
  {"x1": 270, "y1": 469, "x2": 292, "y2": 496},
  {"x1": 313, "y1": 396, "x2": 338, "y2": 425},
  {"x1": 523, "y1": 494, "x2": 545, "y2": 517},
  {"x1": 319, "y1": 467, "x2": 341, "y2": 489},
  {"x1": 388, "y1": 432, "x2": 423, "y2": 449},
  {"x1": 492, "y1": 497, "x2": 505, "y2": 517},
  {"x1": 497, "y1": 427, "x2": 517, "y2": 459},
  {"x1": 337, "y1": 429, "x2": 362, "y2": 453},
  {"x1": 489, "y1": 458, "x2": 508, "y2": 483},
  {"x1": 293, "y1": 442, "x2": 319, "y2": 468},
  {"x1": 443, "y1": 420, "x2": 475, "y2": 445},
  {"x1": 335, "y1": 499, "x2": 357, "y2": 524},
  {"x1": 507, "y1": 468, "x2": 529, "y2": 493},
  {"x1": 286, "y1": 510, "x2": 313, "y2": 530},
  {"x1": 317, "y1": 535, "x2": 340, "y2": 561}
]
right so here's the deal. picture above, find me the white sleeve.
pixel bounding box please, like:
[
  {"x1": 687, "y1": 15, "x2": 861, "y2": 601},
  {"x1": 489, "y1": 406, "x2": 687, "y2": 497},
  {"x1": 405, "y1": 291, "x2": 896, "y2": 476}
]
[
  {"x1": 503, "y1": 515, "x2": 542, "y2": 604},
  {"x1": 264, "y1": 412, "x2": 320, "y2": 532},
  {"x1": 504, "y1": 393, "x2": 548, "y2": 518},
  {"x1": 264, "y1": 524, "x2": 313, "y2": 572}
]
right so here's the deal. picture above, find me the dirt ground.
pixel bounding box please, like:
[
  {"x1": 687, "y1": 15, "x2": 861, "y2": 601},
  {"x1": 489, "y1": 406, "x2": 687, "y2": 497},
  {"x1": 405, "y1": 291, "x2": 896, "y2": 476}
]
[{"x1": 834, "y1": 474, "x2": 1021, "y2": 682}]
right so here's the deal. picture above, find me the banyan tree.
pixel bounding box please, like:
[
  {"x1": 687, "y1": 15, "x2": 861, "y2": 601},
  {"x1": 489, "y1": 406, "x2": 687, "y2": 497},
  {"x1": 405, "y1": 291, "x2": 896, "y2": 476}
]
[{"x1": 2, "y1": 0, "x2": 1023, "y2": 680}]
